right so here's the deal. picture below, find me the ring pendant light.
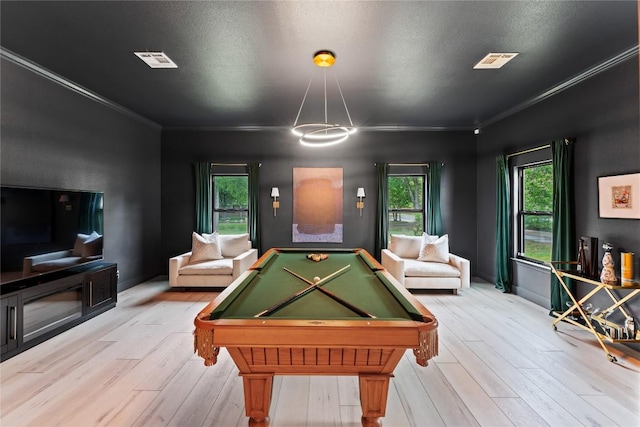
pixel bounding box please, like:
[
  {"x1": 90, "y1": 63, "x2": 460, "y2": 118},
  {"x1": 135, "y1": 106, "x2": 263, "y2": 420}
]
[{"x1": 292, "y1": 50, "x2": 357, "y2": 147}]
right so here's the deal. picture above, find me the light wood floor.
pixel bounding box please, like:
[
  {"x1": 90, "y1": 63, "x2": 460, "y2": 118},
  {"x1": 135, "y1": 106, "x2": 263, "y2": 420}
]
[{"x1": 1, "y1": 277, "x2": 639, "y2": 427}]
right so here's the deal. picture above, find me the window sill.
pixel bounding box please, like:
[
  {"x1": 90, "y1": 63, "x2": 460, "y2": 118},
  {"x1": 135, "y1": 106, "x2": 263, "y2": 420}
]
[{"x1": 511, "y1": 257, "x2": 550, "y2": 272}]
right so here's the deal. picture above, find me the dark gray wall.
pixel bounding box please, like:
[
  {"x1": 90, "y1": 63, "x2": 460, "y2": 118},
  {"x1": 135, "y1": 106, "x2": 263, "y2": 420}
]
[
  {"x1": 476, "y1": 57, "x2": 640, "y2": 316},
  {"x1": 1, "y1": 58, "x2": 162, "y2": 291},
  {"x1": 161, "y1": 130, "x2": 478, "y2": 269}
]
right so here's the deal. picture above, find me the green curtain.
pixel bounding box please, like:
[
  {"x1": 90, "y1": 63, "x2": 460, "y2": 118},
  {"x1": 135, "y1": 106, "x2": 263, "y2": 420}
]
[
  {"x1": 194, "y1": 162, "x2": 212, "y2": 234},
  {"x1": 495, "y1": 155, "x2": 511, "y2": 293},
  {"x1": 79, "y1": 192, "x2": 103, "y2": 235},
  {"x1": 374, "y1": 163, "x2": 389, "y2": 260},
  {"x1": 426, "y1": 161, "x2": 443, "y2": 236},
  {"x1": 247, "y1": 162, "x2": 261, "y2": 254},
  {"x1": 550, "y1": 139, "x2": 575, "y2": 312}
]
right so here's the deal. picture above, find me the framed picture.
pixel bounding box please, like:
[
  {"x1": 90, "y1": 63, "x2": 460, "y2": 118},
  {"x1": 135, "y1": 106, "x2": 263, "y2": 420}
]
[
  {"x1": 598, "y1": 173, "x2": 640, "y2": 219},
  {"x1": 292, "y1": 167, "x2": 343, "y2": 243}
]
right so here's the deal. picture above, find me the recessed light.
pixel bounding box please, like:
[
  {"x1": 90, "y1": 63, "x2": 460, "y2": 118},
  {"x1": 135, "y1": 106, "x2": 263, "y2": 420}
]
[
  {"x1": 134, "y1": 52, "x2": 178, "y2": 69},
  {"x1": 473, "y1": 53, "x2": 518, "y2": 69}
]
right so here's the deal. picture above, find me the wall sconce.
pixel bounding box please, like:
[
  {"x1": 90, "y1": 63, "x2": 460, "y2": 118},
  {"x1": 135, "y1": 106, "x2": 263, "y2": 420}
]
[
  {"x1": 356, "y1": 187, "x2": 365, "y2": 217},
  {"x1": 59, "y1": 194, "x2": 72, "y2": 211},
  {"x1": 271, "y1": 187, "x2": 280, "y2": 216}
]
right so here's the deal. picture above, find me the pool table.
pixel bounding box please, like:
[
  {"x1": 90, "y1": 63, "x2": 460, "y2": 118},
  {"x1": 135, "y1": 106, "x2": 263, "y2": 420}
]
[{"x1": 194, "y1": 248, "x2": 438, "y2": 427}]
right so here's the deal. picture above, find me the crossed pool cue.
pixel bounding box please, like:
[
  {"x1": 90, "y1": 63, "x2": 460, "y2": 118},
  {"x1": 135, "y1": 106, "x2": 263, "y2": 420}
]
[{"x1": 254, "y1": 265, "x2": 375, "y2": 318}]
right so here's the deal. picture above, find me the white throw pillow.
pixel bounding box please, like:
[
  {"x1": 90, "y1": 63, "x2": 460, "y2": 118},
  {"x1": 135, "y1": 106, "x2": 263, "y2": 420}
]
[
  {"x1": 421, "y1": 232, "x2": 439, "y2": 244},
  {"x1": 389, "y1": 234, "x2": 423, "y2": 259},
  {"x1": 82, "y1": 233, "x2": 103, "y2": 257},
  {"x1": 218, "y1": 233, "x2": 251, "y2": 258},
  {"x1": 190, "y1": 231, "x2": 222, "y2": 263},
  {"x1": 418, "y1": 234, "x2": 450, "y2": 263},
  {"x1": 72, "y1": 233, "x2": 91, "y2": 256}
]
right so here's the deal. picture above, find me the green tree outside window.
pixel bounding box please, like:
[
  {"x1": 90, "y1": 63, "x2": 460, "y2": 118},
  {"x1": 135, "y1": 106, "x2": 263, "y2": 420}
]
[
  {"x1": 519, "y1": 163, "x2": 553, "y2": 262},
  {"x1": 213, "y1": 175, "x2": 248, "y2": 234},
  {"x1": 388, "y1": 175, "x2": 425, "y2": 237}
]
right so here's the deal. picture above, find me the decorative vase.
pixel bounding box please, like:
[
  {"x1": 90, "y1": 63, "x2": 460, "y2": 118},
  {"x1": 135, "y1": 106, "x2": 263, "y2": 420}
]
[
  {"x1": 621, "y1": 252, "x2": 634, "y2": 287},
  {"x1": 577, "y1": 238, "x2": 586, "y2": 275},
  {"x1": 600, "y1": 243, "x2": 617, "y2": 285}
]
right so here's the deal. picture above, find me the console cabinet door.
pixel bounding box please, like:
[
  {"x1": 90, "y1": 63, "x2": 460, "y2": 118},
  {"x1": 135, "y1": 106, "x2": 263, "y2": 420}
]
[
  {"x1": 1, "y1": 295, "x2": 20, "y2": 354},
  {"x1": 86, "y1": 266, "x2": 116, "y2": 313}
]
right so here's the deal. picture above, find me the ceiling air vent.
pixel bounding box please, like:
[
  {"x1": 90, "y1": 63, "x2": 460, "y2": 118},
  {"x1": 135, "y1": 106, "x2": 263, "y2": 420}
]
[
  {"x1": 134, "y1": 51, "x2": 178, "y2": 69},
  {"x1": 473, "y1": 52, "x2": 518, "y2": 69}
]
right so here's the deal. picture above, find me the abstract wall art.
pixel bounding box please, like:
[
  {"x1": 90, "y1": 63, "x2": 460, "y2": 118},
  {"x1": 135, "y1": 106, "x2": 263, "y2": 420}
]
[{"x1": 293, "y1": 167, "x2": 343, "y2": 242}]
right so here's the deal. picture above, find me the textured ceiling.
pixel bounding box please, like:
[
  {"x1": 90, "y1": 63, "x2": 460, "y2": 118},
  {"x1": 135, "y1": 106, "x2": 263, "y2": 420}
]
[{"x1": 1, "y1": 1, "x2": 638, "y2": 130}]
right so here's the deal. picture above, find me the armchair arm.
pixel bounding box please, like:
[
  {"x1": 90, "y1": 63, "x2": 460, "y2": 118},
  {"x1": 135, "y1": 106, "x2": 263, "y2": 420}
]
[
  {"x1": 169, "y1": 252, "x2": 192, "y2": 287},
  {"x1": 23, "y1": 250, "x2": 73, "y2": 276},
  {"x1": 232, "y1": 248, "x2": 258, "y2": 280},
  {"x1": 449, "y1": 253, "x2": 471, "y2": 288},
  {"x1": 381, "y1": 249, "x2": 405, "y2": 285}
]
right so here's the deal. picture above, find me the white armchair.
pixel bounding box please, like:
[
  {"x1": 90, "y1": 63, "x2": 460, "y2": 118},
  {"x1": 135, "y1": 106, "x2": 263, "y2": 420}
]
[
  {"x1": 23, "y1": 232, "x2": 103, "y2": 276},
  {"x1": 381, "y1": 234, "x2": 470, "y2": 294},
  {"x1": 169, "y1": 233, "x2": 258, "y2": 288}
]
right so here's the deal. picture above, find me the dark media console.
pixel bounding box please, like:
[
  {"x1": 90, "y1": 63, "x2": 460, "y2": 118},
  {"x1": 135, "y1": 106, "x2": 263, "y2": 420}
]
[{"x1": 1, "y1": 262, "x2": 117, "y2": 361}]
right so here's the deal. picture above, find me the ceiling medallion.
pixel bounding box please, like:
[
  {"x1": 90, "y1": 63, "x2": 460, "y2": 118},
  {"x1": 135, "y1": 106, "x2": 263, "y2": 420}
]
[{"x1": 292, "y1": 50, "x2": 357, "y2": 147}]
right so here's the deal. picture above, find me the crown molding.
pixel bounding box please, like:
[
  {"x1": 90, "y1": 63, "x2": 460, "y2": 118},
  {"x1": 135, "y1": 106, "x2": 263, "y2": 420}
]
[
  {"x1": 1, "y1": 47, "x2": 161, "y2": 130},
  {"x1": 162, "y1": 126, "x2": 290, "y2": 132},
  {"x1": 479, "y1": 44, "x2": 639, "y2": 129},
  {"x1": 359, "y1": 125, "x2": 473, "y2": 132},
  {"x1": 3, "y1": 43, "x2": 636, "y2": 134},
  {"x1": 163, "y1": 124, "x2": 474, "y2": 132}
]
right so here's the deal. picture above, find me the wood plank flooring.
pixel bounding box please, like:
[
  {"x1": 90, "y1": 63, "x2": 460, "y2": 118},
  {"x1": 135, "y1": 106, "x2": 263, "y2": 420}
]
[{"x1": 1, "y1": 277, "x2": 639, "y2": 427}]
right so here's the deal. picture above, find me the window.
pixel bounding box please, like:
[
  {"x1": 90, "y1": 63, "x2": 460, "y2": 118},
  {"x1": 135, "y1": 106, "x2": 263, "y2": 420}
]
[
  {"x1": 388, "y1": 175, "x2": 425, "y2": 237},
  {"x1": 517, "y1": 162, "x2": 553, "y2": 262},
  {"x1": 212, "y1": 175, "x2": 248, "y2": 234}
]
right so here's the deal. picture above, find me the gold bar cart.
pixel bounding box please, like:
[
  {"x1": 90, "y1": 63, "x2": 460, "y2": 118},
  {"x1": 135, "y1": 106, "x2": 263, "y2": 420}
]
[{"x1": 549, "y1": 261, "x2": 640, "y2": 362}]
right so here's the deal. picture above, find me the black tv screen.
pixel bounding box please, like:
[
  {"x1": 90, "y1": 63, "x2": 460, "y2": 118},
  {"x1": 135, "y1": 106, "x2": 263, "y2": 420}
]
[{"x1": 1, "y1": 186, "x2": 104, "y2": 285}]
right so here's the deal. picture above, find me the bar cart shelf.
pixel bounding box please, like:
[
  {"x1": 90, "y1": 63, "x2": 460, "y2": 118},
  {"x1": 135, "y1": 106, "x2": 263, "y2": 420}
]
[{"x1": 548, "y1": 261, "x2": 640, "y2": 362}]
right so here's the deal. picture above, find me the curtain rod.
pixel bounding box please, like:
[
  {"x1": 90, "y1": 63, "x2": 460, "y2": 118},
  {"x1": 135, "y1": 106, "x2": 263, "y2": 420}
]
[
  {"x1": 506, "y1": 138, "x2": 573, "y2": 159},
  {"x1": 374, "y1": 162, "x2": 445, "y2": 167},
  {"x1": 506, "y1": 144, "x2": 550, "y2": 159},
  {"x1": 211, "y1": 163, "x2": 261, "y2": 167}
]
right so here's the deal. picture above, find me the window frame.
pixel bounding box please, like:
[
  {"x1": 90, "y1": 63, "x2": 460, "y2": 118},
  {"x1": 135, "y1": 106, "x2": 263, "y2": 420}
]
[
  {"x1": 211, "y1": 173, "x2": 249, "y2": 235},
  {"x1": 387, "y1": 173, "x2": 426, "y2": 238},
  {"x1": 515, "y1": 160, "x2": 553, "y2": 263}
]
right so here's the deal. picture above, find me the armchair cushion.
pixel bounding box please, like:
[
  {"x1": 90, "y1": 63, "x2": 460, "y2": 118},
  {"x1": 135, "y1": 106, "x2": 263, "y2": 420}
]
[
  {"x1": 31, "y1": 256, "x2": 86, "y2": 272},
  {"x1": 404, "y1": 259, "x2": 460, "y2": 278},
  {"x1": 179, "y1": 259, "x2": 233, "y2": 276},
  {"x1": 23, "y1": 249, "x2": 86, "y2": 276}
]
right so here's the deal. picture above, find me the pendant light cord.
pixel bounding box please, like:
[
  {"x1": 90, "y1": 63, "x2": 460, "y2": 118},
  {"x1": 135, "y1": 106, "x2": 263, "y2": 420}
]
[
  {"x1": 335, "y1": 74, "x2": 354, "y2": 127},
  {"x1": 293, "y1": 70, "x2": 316, "y2": 127}
]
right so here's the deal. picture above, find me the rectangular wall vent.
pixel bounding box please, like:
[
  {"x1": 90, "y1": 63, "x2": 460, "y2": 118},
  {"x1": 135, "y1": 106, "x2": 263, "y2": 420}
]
[
  {"x1": 134, "y1": 52, "x2": 178, "y2": 69},
  {"x1": 473, "y1": 52, "x2": 518, "y2": 69}
]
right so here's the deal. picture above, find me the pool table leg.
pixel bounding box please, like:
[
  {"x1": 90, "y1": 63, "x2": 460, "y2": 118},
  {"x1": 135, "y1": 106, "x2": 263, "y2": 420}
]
[
  {"x1": 242, "y1": 373, "x2": 273, "y2": 427},
  {"x1": 359, "y1": 374, "x2": 391, "y2": 427}
]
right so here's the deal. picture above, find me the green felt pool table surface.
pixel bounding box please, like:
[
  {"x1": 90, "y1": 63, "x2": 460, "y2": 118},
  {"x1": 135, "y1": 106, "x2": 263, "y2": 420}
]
[{"x1": 209, "y1": 248, "x2": 423, "y2": 321}]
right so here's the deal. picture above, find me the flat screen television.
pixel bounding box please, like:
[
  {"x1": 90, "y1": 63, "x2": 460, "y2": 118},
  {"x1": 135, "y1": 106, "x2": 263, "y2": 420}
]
[{"x1": 1, "y1": 186, "x2": 104, "y2": 286}]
